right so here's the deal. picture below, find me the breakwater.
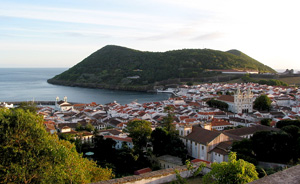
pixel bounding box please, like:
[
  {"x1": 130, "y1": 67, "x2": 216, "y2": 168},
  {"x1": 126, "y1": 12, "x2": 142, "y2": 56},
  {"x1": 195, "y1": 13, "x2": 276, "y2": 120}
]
[{"x1": 5, "y1": 101, "x2": 81, "y2": 106}]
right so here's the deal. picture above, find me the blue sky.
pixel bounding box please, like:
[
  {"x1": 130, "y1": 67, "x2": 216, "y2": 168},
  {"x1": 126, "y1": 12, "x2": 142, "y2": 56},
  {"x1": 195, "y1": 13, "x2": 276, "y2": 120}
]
[{"x1": 0, "y1": 0, "x2": 299, "y2": 70}]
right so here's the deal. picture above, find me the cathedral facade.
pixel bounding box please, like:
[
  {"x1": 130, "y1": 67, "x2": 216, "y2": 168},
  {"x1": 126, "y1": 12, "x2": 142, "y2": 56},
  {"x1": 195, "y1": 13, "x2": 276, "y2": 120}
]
[{"x1": 218, "y1": 87, "x2": 254, "y2": 114}]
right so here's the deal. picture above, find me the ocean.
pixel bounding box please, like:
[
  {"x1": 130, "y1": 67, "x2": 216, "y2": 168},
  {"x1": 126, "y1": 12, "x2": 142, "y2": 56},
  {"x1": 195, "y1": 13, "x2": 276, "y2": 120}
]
[{"x1": 0, "y1": 68, "x2": 170, "y2": 105}]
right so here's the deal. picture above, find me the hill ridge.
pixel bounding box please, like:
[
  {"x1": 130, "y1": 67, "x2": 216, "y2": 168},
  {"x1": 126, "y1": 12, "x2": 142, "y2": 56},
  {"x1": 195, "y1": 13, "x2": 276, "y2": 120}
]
[{"x1": 48, "y1": 45, "x2": 276, "y2": 91}]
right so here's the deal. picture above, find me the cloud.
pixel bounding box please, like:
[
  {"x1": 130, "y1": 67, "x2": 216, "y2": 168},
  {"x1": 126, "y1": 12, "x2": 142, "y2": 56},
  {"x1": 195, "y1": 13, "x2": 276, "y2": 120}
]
[
  {"x1": 0, "y1": 2, "x2": 179, "y2": 31},
  {"x1": 139, "y1": 25, "x2": 199, "y2": 41},
  {"x1": 192, "y1": 32, "x2": 225, "y2": 41}
]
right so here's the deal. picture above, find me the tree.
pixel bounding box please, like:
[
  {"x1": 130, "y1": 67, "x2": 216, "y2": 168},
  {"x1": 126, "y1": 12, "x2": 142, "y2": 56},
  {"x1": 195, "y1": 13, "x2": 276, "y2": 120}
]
[
  {"x1": 124, "y1": 119, "x2": 152, "y2": 150},
  {"x1": 93, "y1": 135, "x2": 155, "y2": 178},
  {"x1": 151, "y1": 127, "x2": 187, "y2": 163},
  {"x1": 113, "y1": 142, "x2": 139, "y2": 177},
  {"x1": 85, "y1": 122, "x2": 95, "y2": 132},
  {"x1": 174, "y1": 160, "x2": 205, "y2": 184},
  {"x1": 151, "y1": 128, "x2": 169, "y2": 156},
  {"x1": 251, "y1": 131, "x2": 291, "y2": 163},
  {"x1": 281, "y1": 125, "x2": 300, "y2": 162},
  {"x1": 186, "y1": 81, "x2": 193, "y2": 86},
  {"x1": 206, "y1": 99, "x2": 228, "y2": 111},
  {"x1": 261, "y1": 119, "x2": 271, "y2": 126},
  {"x1": 276, "y1": 120, "x2": 300, "y2": 129},
  {"x1": 203, "y1": 152, "x2": 258, "y2": 184},
  {"x1": 0, "y1": 109, "x2": 113, "y2": 183},
  {"x1": 93, "y1": 136, "x2": 117, "y2": 164},
  {"x1": 231, "y1": 139, "x2": 257, "y2": 165},
  {"x1": 17, "y1": 101, "x2": 38, "y2": 113},
  {"x1": 162, "y1": 111, "x2": 176, "y2": 134},
  {"x1": 76, "y1": 122, "x2": 83, "y2": 131},
  {"x1": 253, "y1": 94, "x2": 271, "y2": 111}
]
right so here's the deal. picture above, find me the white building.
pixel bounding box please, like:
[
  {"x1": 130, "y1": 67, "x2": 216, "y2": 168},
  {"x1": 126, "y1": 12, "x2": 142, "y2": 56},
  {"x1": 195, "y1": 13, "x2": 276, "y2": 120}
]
[
  {"x1": 103, "y1": 135, "x2": 134, "y2": 149},
  {"x1": 55, "y1": 96, "x2": 73, "y2": 112},
  {"x1": 218, "y1": 87, "x2": 254, "y2": 114},
  {"x1": 0, "y1": 102, "x2": 14, "y2": 108},
  {"x1": 179, "y1": 126, "x2": 231, "y2": 161},
  {"x1": 157, "y1": 155, "x2": 183, "y2": 169}
]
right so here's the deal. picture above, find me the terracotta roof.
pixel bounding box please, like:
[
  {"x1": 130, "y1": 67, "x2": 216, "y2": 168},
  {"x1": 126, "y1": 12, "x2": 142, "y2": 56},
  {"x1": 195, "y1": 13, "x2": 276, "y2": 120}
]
[
  {"x1": 108, "y1": 119, "x2": 122, "y2": 127},
  {"x1": 187, "y1": 102, "x2": 201, "y2": 107},
  {"x1": 185, "y1": 126, "x2": 221, "y2": 144},
  {"x1": 98, "y1": 129, "x2": 123, "y2": 136},
  {"x1": 184, "y1": 118, "x2": 197, "y2": 123},
  {"x1": 73, "y1": 104, "x2": 86, "y2": 107},
  {"x1": 104, "y1": 135, "x2": 132, "y2": 143},
  {"x1": 209, "y1": 146, "x2": 229, "y2": 155},
  {"x1": 224, "y1": 125, "x2": 280, "y2": 136},
  {"x1": 60, "y1": 102, "x2": 73, "y2": 107},
  {"x1": 229, "y1": 117, "x2": 248, "y2": 123},
  {"x1": 191, "y1": 159, "x2": 211, "y2": 164},
  {"x1": 218, "y1": 95, "x2": 234, "y2": 102},
  {"x1": 222, "y1": 132, "x2": 243, "y2": 141},
  {"x1": 134, "y1": 168, "x2": 152, "y2": 175},
  {"x1": 211, "y1": 119, "x2": 232, "y2": 127},
  {"x1": 179, "y1": 116, "x2": 190, "y2": 121}
]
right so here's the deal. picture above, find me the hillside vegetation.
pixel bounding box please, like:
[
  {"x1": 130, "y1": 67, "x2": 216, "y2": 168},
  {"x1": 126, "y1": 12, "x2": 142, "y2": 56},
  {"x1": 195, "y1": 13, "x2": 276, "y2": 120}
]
[{"x1": 48, "y1": 45, "x2": 275, "y2": 90}]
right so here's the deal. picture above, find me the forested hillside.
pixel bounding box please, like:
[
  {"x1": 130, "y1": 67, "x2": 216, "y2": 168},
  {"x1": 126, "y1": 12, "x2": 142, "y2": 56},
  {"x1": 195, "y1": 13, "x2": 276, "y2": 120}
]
[{"x1": 48, "y1": 45, "x2": 275, "y2": 90}]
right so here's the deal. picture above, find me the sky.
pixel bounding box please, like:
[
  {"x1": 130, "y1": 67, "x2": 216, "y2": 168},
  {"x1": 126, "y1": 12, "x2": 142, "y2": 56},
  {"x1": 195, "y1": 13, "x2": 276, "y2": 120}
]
[{"x1": 0, "y1": 0, "x2": 299, "y2": 70}]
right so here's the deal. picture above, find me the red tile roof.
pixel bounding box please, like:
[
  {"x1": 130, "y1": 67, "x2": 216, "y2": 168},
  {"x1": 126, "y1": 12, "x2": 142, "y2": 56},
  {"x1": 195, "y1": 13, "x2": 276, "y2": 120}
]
[
  {"x1": 185, "y1": 126, "x2": 221, "y2": 144},
  {"x1": 184, "y1": 118, "x2": 197, "y2": 123},
  {"x1": 191, "y1": 159, "x2": 211, "y2": 164},
  {"x1": 211, "y1": 119, "x2": 232, "y2": 127},
  {"x1": 104, "y1": 135, "x2": 133, "y2": 143},
  {"x1": 218, "y1": 95, "x2": 234, "y2": 102},
  {"x1": 134, "y1": 168, "x2": 152, "y2": 175}
]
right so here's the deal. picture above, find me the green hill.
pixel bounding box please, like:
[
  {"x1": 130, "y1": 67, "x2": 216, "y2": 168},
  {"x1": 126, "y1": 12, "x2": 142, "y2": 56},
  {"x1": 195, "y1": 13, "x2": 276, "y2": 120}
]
[{"x1": 48, "y1": 45, "x2": 276, "y2": 91}]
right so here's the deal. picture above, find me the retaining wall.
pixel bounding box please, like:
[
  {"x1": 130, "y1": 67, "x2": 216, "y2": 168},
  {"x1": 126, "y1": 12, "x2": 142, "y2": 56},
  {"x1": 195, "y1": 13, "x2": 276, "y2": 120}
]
[{"x1": 92, "y1": 162, "x2": 211, "y2": 184}]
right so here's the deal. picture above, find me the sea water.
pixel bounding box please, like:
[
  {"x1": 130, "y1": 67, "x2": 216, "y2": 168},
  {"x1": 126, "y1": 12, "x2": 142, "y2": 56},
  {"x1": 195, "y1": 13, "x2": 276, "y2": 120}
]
[{"x1": 0, "y1": 68, "x2": 170, "y2": 104}]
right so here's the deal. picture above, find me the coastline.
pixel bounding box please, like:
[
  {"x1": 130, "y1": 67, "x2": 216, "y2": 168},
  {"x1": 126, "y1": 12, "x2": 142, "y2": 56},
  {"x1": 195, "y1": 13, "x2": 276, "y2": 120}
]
[{"x1": 47, "y1": 79, "x2": 155, "y2": 92}]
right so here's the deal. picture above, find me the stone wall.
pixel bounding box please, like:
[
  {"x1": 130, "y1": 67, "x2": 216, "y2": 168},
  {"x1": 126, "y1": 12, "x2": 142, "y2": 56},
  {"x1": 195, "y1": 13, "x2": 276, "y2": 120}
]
[
  {"x1": 249, "y1": 164, "x2": 300, "y2": 184},
  {"x1": 91, "y1": 162, "x2": 211, "y2": 184}
]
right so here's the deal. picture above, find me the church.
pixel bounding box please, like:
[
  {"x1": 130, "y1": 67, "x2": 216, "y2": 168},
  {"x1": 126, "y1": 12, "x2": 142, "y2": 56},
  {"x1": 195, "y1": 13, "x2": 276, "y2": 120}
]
[
  {"x1": 55, "y1": 96, "x2": 73, "y2": 111},
  {"x1": 218, "y1": 87, "x2": 254, "y2": 114}
]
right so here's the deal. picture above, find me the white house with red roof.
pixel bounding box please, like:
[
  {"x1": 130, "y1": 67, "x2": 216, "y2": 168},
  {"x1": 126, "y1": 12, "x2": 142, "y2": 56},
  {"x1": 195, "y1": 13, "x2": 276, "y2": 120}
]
[
  {"x1": 103, "y1": 135, "x2": 133, "y2": 149},
  {"x1": 210, "y1": 119, "x2": 234, "y2": 131}
]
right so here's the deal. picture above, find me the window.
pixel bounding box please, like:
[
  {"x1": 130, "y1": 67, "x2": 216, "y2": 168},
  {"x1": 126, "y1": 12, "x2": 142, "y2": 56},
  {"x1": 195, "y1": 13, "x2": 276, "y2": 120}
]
[{"x1": 202, "y1": 146, "x2": 204, "y2": 150}]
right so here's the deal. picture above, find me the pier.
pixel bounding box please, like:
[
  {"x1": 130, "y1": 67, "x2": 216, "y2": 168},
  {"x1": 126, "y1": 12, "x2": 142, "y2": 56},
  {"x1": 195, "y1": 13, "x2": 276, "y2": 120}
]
[{"x1": 4, "y1": 101, "x2": 81, "y2": 106}]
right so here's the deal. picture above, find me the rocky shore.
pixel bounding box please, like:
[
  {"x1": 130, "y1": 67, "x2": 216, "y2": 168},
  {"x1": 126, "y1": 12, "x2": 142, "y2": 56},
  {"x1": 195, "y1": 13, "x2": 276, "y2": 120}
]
[{"x1": 47, "y1": 79, "x2": 154, "y2": 92}]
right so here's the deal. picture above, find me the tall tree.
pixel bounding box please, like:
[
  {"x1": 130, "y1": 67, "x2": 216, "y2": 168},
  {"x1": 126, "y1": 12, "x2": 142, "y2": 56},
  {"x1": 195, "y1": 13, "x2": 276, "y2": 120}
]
[
  {"x1": 162, "y1": 113, "x2": 176, "y2": 133},
  {"x1": 0, "y1": 109, "x2": 113, "y2": 183},
  {"x1": 151, "y1": 127, "x2": 170, "y2": 156},
  {"x1": 125, "y1": 119, "x2": 152, "y2": 150},
  {"x1": 203, "y1": 152, "x2": 258, "y2": 184},
  {"x1": 151, "y1": 127, "x2": 187, "y2": 163},
  {"x1": 254, "y1": 94, "x2": 271, "y2": 111},
  {"x1": 251, "y1": 131, "x2": 291, "y2": 163},
  {"x1": 163, "y1": 106, "x2": 177, "y2": 134},
  {"x1": 231, "y1": 139, "x2": 257, "y2": 165},
  {"x1": 85, "y1": 122, "x2": 95, "y2": 132}
]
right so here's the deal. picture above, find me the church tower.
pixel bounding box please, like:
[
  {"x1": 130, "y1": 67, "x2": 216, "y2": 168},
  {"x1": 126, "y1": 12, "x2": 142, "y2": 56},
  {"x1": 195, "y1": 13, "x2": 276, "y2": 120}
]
[{"x1": 233, "y1": 87, "x2": 253, "y2": 114}]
